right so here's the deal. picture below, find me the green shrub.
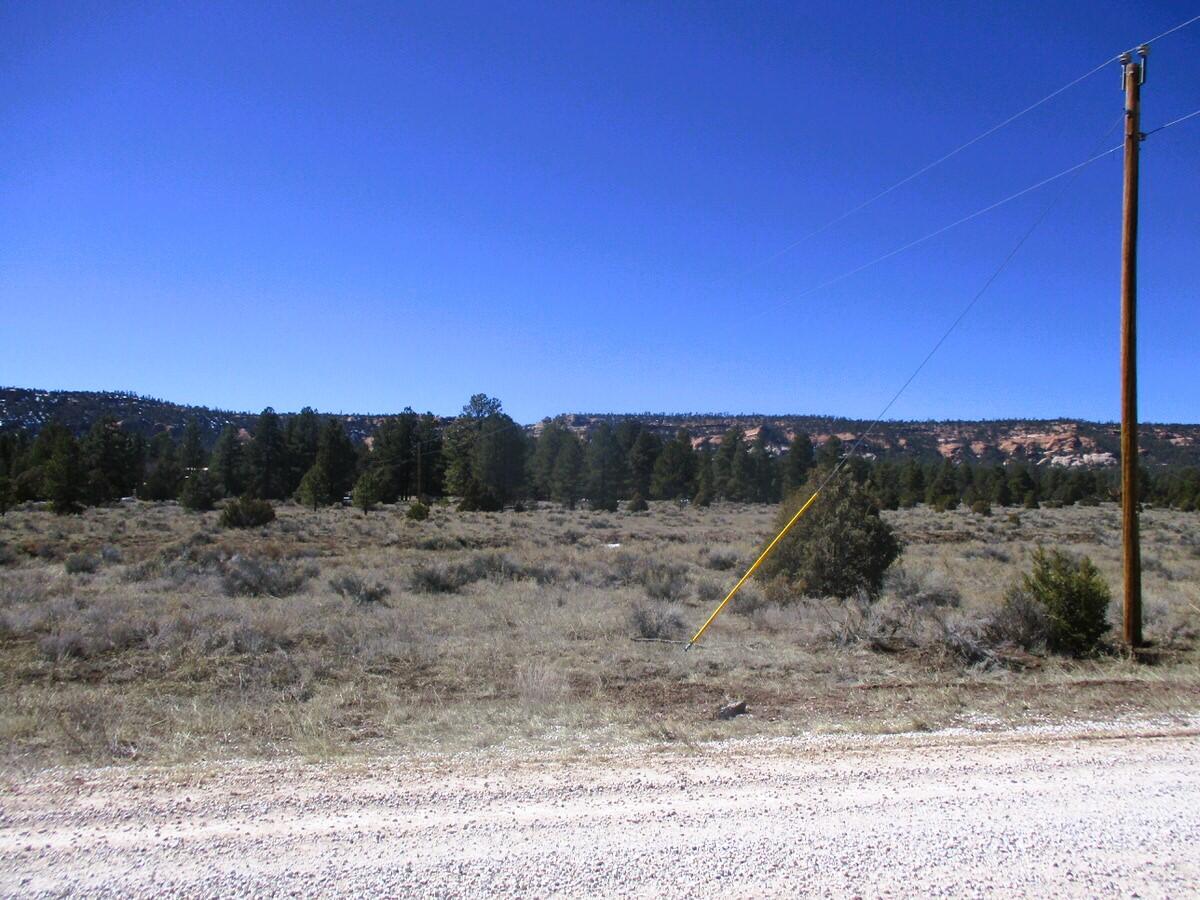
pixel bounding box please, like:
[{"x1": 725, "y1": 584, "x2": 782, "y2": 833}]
[
  {"x1": 1019, "y1": 547, "x2": 1110, "y2": 656},
  {"x1": 220, "y1": 496, "x2": 276, "y2": 529},
  {"x1": 179, "y1": 470, "x2": 218, "y2": 512},
  {"x1": 970, "y1": 499, "x2": 992, "y2": 517},
  {"x1": 351, "y1": 469, "x2": 385, "y2": 515},
  {"x1": 762, "y1": 476, "x2": 901, "y2": 599},
  {"x1": 296, "y1": 464, "x2": 333, "y2": 510},
  {"x1": 406, "y1": 500, "x2": 430, "y2": 521}
]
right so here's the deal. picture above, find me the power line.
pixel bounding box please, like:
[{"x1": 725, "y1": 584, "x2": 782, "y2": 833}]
[
  {"x1": 1144, "y1": 106, "x2": 1200, "y2": 137},
  {"x1": 752, "y1": 11, "x2": 1200, "y2": 269},
  {"x1": 1139, "y1": 12, "x2": 1200, "y2": 46},
  {"x1": 741, "y1": 141, "x2": 1123, "y2": 326}
]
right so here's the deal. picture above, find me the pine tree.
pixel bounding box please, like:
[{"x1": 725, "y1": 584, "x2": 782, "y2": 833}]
[
  {"x1": 444, "y1": 395, "x2": 526, "y2": 510},
  {"x1": 925, "y1": 460, "x2": 959, "y2": 510},
  {"x1": 246, "y1": 408, "x2": 287, "y2": 500},
  {"x1": 551, "y1": 431, "x2": 585, "y2": 508},
  {"x1": 284, "y1": 408, "x2": 321, "y2": 495},
  {"x1": 749, "y1": 428, "x2": 778, "y2": 503},
  {"x1": 1009, "y1": 464, "x2": 1037, "y2": 508},
  {"x1": 82, "y1": 417, "x2": 144, "y2": 503},
  {"x1": 351, "y1": 467, "x2": 385, "y2": 515},
  {"x1": 627, "y1": 429, "x2": 663, "y2": 500},
  {"x1": 210, "y1": 424, "x2": 246, "y2": 497},
  {"x1": 0, "y1": 434, "x2": 22, "y2": 512},
  {"x1": 781, "y1": 432, "x2": 815, "y2": 496},
  {"x1": 44, "y1": 432, "x2": 85, "y2": 514},
  {"x1": 585, "y1": 422, "x2": 623, "y2": 511},
  {"x1": 650, "y1": 429, "x2": 696, "y2": 500},
  {"x1": 815, "y1": 435, "x2": 843, "y2": 471},
  {"x1": 991, "y1": 465, "x2": 1013, "y2": 506},
  {"x1": 180, "y1": 418, "x2": 206, "y2": 471},
  {"x1": 413, "y1": 413, "x2": 444, "y2": 498},
  {"x1": 372, "y1": 410, "x2": 417, "y2": 501},
  {"x1": 728, "y1": 433, "x2": 756, "y2": 501},
  {"x1": 317, "y1": 418, "x2": 358, "y2": 499},
  {"x1": 613, "y1": 419, "x2": 643, "y2": 457},
  {"x1": 471, "y1": 413, "x2": 527, "y2": 509},
  {"x1": 179, "y1": 469, "x2": 218, "y2": 511},
  {"x1": 712, "y1": 429, "x2": 735, "y2": 498},
  {"x1": 898, "y1": 459, "x2": 925, "y2": 508},
  {"x1": 713, "y1": 428, "x2": 754, "y2": 501},
  {"x1": 871, "y1": 460, "x2": 901, "y2": 510},
  {"x1": 141, "y1": 433, "x2": 184, "y2": 501},
  {"x1": 530, "y1": 420, "x2": 570, "y2": 500},
  {"x1": 297, "y1": 463, "x2": 334, "y2": 509},
  {"x1": 444, "y1": 395, "x2": 496, "y2": 503},
  {"x1": 692, "y1": 451, "x2": 715, "y2": 506},
  {"x1": 12, "y1": 424, "x2": 68, "y2": 502}
]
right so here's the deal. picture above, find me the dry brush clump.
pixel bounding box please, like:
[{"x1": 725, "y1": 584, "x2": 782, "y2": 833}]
[
  {"x1": 513, "y1": 661, "x2": 571, "y2": 705},
  {"x1": 700, "y1": 547, "x2": 740, "y2": 571},
  {"x1": 408, "y1": 551, "x2": 560, "y2": 594},
  {"x1": 599, "y1": 551, "x2": 691, "y2": 601},
  {"x1": 63, "y1": 552, "x2": 100, "y2": 575},
  {"x1": 884, "y1": 567, "x2": 962, "y2": 609},
  {"x1": 629, "y1": 601, "x2": 686, "y2": 640},
  {"x1": 328, "y1": 573, "x2": 391, "y2": 605},
  {"x1": 222, "y1": 555, "x2": 318, "y2": 598}
]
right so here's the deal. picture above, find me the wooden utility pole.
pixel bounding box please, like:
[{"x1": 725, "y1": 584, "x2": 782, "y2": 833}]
[{"x1": 1120, "y1": 47, "x2": 1147, "y2": 647}]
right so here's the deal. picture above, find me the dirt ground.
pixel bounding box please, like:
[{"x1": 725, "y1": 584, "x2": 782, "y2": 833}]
[{"x1": 2, "y1": 718, "x2": 1197, "y2": 897}]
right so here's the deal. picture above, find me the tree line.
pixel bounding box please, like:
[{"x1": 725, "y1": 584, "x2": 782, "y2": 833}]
[{"x1": 1, "y1": 393, "x2": 1198, "y2": 515}]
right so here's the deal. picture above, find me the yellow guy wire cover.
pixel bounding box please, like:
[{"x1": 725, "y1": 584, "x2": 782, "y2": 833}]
[{"x1": 686, "y1": 489, "x2": 821, "y2": 649}]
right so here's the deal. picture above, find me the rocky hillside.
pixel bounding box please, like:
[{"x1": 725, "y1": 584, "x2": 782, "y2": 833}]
[
  {"x1": 541, "y1": 414, "x2": 1200, "y2": 468},
  {"x1": 0, "y1": 388, "x2": 421, "y2": 447},
  {"x1": 2, "y1": 387, "x2": 1197, "y2": 467}
]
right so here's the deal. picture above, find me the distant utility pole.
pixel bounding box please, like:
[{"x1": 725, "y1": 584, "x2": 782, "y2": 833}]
[{"x1": 1120, "y1": 46, "x2": 1147, "y2": 647}]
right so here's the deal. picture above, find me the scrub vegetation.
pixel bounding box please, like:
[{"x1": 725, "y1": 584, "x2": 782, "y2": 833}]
[{"x1": 1, "y1": 497, "x2": 1197, "y2": 769}]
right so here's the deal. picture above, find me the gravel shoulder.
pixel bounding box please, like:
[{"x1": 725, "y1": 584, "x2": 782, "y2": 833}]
[{"x1": 3, "y1": 719, "x2": 1199, "y2": 898}]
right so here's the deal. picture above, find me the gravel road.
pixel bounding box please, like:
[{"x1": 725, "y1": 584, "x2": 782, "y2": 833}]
[{"x1": 3, "y1": 720, "x2": 1198, "y2": 898}]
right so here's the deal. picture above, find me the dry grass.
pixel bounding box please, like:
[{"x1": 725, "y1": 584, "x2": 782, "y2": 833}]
[{"x1": 0, "y1": 499, "x2": 1197, "y2": 769}]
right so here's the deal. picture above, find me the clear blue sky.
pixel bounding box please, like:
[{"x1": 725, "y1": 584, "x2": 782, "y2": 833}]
[{"x1": 3, "y1": 1, "x2": 1198, "y2": 423}]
